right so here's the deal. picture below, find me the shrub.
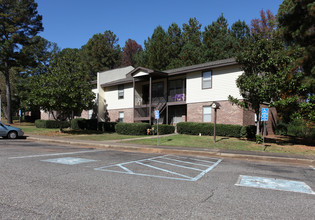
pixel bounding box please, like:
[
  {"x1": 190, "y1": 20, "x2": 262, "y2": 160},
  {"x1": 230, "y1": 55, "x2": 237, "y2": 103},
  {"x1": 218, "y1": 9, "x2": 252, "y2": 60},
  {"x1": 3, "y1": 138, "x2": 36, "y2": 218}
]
[
  {"x1": 177, "y1": 122, "x2": 243, "y2": 138},
  {"x1": 115, "y1": 122, "x2": 151, "y2": 135},
  {"x1": 275, "y1": 122, "x2": 288, "y2": 135},
  {"x1": 98, "y1": 122, "x2": 117, "y2": 132},
  {"x1": 286, "y1": 119, "x2": 315, "y2": 138},
  {"x1": 256, "y1": 134, "x2": 263, "y2": 144},
  {"x1": 71, "y1": 118, "x2": 86, "y2": 130},
  {"x1": 86, "y1": 119, "x2": 98, "y2": 130},
  {"x1": 35, "y1": 119, "x2": 70, "y2": 129},
  {"x1": 216, "y1": 124, "x2": 242, "y2": 138},
  {"x1": 240, "y1": 125, "x2": 256, "y2": 139},
  {"x1": 152, "y1": 124, "x2": 175, "y2": 135},
  {"x1": 71, "y1": 118, "x2": 98, "y2": 131}
]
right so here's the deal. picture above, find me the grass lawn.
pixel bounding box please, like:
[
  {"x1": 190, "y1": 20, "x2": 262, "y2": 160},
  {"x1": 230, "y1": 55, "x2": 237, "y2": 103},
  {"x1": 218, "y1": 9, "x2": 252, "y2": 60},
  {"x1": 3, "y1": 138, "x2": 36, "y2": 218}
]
[{"x1": 123, "y1": 134, "x2": 315, "y2": 156}]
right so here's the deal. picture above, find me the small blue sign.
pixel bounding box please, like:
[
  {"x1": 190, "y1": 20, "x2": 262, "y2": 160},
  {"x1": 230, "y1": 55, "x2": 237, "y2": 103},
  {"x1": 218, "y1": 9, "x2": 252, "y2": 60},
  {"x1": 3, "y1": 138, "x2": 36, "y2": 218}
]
[
  {"x1": 19, "y1": 109, "x2": 21, "y2": 116},
  {"x1": 154, "y1": 110, "x2": 159, "y2": 119},
  {"x1": 261, "y1": 108, "x2": 269, "y2": 121}
]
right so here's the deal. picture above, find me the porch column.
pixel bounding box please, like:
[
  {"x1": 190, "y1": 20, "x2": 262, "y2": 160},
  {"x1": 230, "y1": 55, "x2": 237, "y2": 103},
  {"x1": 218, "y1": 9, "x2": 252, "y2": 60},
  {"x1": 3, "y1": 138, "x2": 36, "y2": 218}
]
[
  {"x1": 166, "y1": 104, "x2": 169, "y2": 124},
  {"x1": 133, "y1": 78, "x2": 135, "y2": 122},
  {"x1": 166, "y1": 76, "x2": 168, "y2": 124},
  {"x1": 149, "y1": 76, "x2": 152, "y2": 125}
]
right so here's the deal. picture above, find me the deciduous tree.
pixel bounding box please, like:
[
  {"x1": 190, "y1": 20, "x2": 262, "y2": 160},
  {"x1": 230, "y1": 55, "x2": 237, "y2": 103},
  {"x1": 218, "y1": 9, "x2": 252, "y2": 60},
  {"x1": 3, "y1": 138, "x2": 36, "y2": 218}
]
[
  {"x1": 121, "y1": 39, "x2": 142, "y2": 67},
  {"x1": 31, "y1": 49, "x2": 95, "y2": 131}
]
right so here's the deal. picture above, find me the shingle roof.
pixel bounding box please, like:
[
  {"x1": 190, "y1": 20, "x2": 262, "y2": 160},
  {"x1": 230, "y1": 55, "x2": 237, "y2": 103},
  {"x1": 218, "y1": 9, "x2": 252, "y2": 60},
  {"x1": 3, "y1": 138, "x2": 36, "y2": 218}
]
[
  {"x1": 164, "y1": 58, "x2": 237, "y2": 75},
  {"x1": 100, "y1": 58, "x2": 238, "y2": 87}
]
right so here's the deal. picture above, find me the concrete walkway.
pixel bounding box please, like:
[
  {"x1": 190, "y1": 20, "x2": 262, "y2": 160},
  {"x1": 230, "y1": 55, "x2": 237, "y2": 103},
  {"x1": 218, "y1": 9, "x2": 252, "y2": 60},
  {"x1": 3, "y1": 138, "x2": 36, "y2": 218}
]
[{"x1": 24, "y1": 133, "x2": 315, "y2": 166}]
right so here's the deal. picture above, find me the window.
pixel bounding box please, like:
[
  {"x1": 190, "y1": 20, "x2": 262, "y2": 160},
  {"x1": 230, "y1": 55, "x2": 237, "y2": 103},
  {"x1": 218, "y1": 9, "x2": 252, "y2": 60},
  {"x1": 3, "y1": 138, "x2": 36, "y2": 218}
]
[
  {"x1": 202, "y1": 71, "x2": 212, "y2": 89},
  {"x1": 118, "y1": 111, "x2": 124, "y2": 122},
  {"x1": 118, "y1": 85, "x2": 124, "y2": 99},
  {"x1": 169, "y1": 79, "x2": 185, "y2": 102},
  {"x1": 203, "y1": 106, "x2": 212, "y2": 122},
  {"x1": 152, "y1": 82, "x2": 164, "y2": 98}
]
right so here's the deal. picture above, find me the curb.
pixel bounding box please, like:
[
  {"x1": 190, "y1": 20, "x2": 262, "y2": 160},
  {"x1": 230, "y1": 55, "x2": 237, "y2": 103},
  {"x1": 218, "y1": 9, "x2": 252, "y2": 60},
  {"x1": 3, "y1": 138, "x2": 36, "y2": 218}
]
[{"x1": 26, "y1": 136, "x2": 315, "y2": 166}]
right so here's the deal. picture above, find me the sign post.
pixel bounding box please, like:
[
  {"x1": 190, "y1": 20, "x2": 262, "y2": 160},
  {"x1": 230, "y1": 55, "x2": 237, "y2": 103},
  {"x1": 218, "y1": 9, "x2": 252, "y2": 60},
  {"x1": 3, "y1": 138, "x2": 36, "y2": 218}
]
[
  {"x1": 261, "y1": 108, "x2": 269, "y2": 151},
  {"x1": 19, "y1": 109, "x2": 21, "y2": 125},
  {"x1": 210, "y1": 102, "x2": 221, "y2": 143},
  {"x1": 154, "y1": 110, "x2": 159, "y2": 146}
]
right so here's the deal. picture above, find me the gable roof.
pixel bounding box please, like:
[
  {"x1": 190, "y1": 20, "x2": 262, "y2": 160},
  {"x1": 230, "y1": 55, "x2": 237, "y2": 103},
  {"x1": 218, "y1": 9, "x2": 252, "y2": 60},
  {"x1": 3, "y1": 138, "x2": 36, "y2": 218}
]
[
  {"x1": 100, "y1": 58, "x2": 238, "y2": 87},
  {"x1": 98, "y1": 66, "x2": 134, "y2": 85},
  {"x1": 164, "y1": 58, "x2": 237, "y2": 75}
]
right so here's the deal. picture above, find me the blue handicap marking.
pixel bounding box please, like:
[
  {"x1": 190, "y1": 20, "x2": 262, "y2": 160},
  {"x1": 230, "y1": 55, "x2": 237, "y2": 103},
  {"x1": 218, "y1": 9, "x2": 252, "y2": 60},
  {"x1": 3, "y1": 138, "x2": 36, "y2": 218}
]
[
  {"x1": 261, "y1": 108, "x2": 269, "y2": 121},
  {"x1": 262, "y1": 108, "x2": 268, "y2": 114},
  {"x1": 155, "y1": 110, "x2": 159, "y2": 119},
  {"x1": 236, "y1": 175, "x2": 315, "y2": 195}
]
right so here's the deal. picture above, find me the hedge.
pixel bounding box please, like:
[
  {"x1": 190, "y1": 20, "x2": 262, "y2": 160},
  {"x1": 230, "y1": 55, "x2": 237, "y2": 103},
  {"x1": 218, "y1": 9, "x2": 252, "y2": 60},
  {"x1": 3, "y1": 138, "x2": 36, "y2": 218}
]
[
  {"x1": 35, "y1": 119, "x2": 70, "y2": 129},
  {"x1": 177, "y1": 122, "x2": 244, "y2": 138},
  {"x1": 71, "y1": 118, "x2": 98, "y2": 130},
  {"x1": 71, "y1": 118, "x2": 86, "y2": 130},
  {"x1": 98, "y1": 122, "x2": 117, "y2": 132},
  {"x1": 152, "y1": 124, "x2": 175, "y2": 135},
  {"x1": 240, "y1": 125, "x2": 256, "y2": 139},
  {"x1": 115, "y1": 122, "x2": 151, "y2": 135}
]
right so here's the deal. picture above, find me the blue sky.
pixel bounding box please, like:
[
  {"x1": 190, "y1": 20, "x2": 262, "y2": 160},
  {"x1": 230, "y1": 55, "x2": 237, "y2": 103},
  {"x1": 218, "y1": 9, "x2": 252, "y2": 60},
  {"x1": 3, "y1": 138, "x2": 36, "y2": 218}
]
[{"x1": 36, "y1": 0, "x2": 283, "y2": 49}]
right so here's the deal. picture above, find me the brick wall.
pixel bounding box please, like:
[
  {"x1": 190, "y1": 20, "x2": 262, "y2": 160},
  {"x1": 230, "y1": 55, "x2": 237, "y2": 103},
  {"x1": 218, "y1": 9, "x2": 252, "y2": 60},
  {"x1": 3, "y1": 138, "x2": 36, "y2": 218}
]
[
  {"x1": 187, "y1": 101, "x2": 245, "y2": 125},
  {"x1": 107, "y1": 108, "x2": 133, "y2": 123},
  {"x1": 40, "y1": 111, "x2": 54, "y2": 120}
]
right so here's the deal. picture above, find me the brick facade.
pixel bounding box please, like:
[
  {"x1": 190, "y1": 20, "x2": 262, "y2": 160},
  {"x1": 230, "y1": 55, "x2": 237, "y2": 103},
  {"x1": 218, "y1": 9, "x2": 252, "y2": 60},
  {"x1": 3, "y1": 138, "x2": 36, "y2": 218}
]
[
  {"x1": 187, "y1": 100, "x2": 251, "y2": 126},
  {"x1": 107, "y1": 108, "x2": 133, "y2": 123}
]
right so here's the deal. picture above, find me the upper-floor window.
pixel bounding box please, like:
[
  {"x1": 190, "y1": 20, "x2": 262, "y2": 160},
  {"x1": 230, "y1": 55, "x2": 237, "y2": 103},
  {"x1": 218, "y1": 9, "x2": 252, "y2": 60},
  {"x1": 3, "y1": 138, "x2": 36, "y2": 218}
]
[
  {"x1": 202, "y1": 71, "x2": 212, "y2": 89},
  {"x1": 118, "y1": 85, "x2": 124, "y2": 99}
]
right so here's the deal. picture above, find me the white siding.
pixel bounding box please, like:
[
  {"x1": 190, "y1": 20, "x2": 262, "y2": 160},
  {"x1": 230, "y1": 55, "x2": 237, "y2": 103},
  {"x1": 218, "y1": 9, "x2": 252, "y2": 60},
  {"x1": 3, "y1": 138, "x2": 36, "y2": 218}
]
[
  {"x1": 104, "y1": 83, "x2": 134, "y2": 110},
  {"x1": 186, "y1": 65, "x2": 243, "y2": 103}
]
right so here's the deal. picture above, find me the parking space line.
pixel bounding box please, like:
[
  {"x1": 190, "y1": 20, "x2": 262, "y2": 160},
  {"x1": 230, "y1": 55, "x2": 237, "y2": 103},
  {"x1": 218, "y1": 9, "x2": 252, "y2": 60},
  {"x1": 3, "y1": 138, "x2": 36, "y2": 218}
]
[
  {"x1": 149, "y1": 159, "x2": 203, "y2": 171},
  {"x1": 118, "y1": 164, "x2": 134, "y2": 174},
  {"x1": 191, "y1": 159, "x2": 223, "y2": 181},
  {"x1": 94, "y1": 155, "x2": 223, "y2": 181},
  {"x1": 162, "y1": 157, "x2": 212, "y2": 167},
  {"x1": 136, "y1": 161, "x2": 193, "y2": 179},
  {"x1": 8, "y1": 150, "x2": 105, "y2": 159}
]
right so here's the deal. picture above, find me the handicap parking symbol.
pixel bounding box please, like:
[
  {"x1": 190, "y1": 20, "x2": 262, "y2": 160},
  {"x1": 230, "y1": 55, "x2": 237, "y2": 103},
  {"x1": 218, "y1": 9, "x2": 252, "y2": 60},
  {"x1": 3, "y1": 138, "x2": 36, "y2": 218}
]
[{"x1": 261, "y1": 108, "x2": 269, "y2": 121}]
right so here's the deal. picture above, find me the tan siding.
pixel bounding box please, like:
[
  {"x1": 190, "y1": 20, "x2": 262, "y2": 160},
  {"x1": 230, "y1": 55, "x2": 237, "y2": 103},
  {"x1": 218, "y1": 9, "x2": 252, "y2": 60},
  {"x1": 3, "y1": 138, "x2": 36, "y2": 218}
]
[{"x1": 186, "y1": 66, "x2": 243, "y2": 104}]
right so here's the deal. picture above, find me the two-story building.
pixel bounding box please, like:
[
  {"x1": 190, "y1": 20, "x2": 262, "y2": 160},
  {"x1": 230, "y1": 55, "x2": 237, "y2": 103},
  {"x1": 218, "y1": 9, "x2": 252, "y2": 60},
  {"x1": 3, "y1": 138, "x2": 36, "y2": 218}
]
[{"x1": 97, "y1": 58, "x2": 257, "y2": 127}]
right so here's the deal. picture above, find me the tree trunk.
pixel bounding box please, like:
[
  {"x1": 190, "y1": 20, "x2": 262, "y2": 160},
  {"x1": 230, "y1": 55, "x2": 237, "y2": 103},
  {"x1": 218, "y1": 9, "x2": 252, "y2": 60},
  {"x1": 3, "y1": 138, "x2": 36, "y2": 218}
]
[{"x1": 4, "y1": 67, "x2": 12, "y2": 124}]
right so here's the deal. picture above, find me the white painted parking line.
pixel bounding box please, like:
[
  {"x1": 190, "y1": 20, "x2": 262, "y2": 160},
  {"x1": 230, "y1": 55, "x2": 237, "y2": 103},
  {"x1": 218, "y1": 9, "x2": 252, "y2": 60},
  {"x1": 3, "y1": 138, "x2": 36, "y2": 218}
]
[
  {"x1": 94, "y1": 155, "x2": 222, "y2": 181},
  {"x1": 310, "y1": 166, "x2": 315, "y2": 170},
  {"x1": 149, "y1": 159, "x2": 203, "y2": 171},
  {"x1": 236, "y1": 175, "x2": 315, "y2": 195},
  {"x1": 162, "y1": 157, "x2": 213, "y2": 167},
  {"x1": 136, "y1": 161, "x2": 193, "y2": 179},
  {"x1": 8, "y1": 149, "x2": 105, "y2": 159}
]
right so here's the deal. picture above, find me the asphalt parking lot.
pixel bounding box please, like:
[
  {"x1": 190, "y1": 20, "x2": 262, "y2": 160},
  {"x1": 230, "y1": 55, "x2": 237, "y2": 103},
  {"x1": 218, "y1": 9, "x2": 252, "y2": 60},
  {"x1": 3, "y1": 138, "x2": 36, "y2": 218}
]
[{"x1": 0, "y1": 140, "x2": 314, "y2": 219}]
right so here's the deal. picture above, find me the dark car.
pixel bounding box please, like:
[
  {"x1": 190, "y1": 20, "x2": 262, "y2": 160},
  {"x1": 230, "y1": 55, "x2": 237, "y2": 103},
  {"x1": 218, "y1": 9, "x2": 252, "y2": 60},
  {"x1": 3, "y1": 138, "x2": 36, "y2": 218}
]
[{"x1": 0, "y1": 122, "x2": 24, "y2": 139}]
